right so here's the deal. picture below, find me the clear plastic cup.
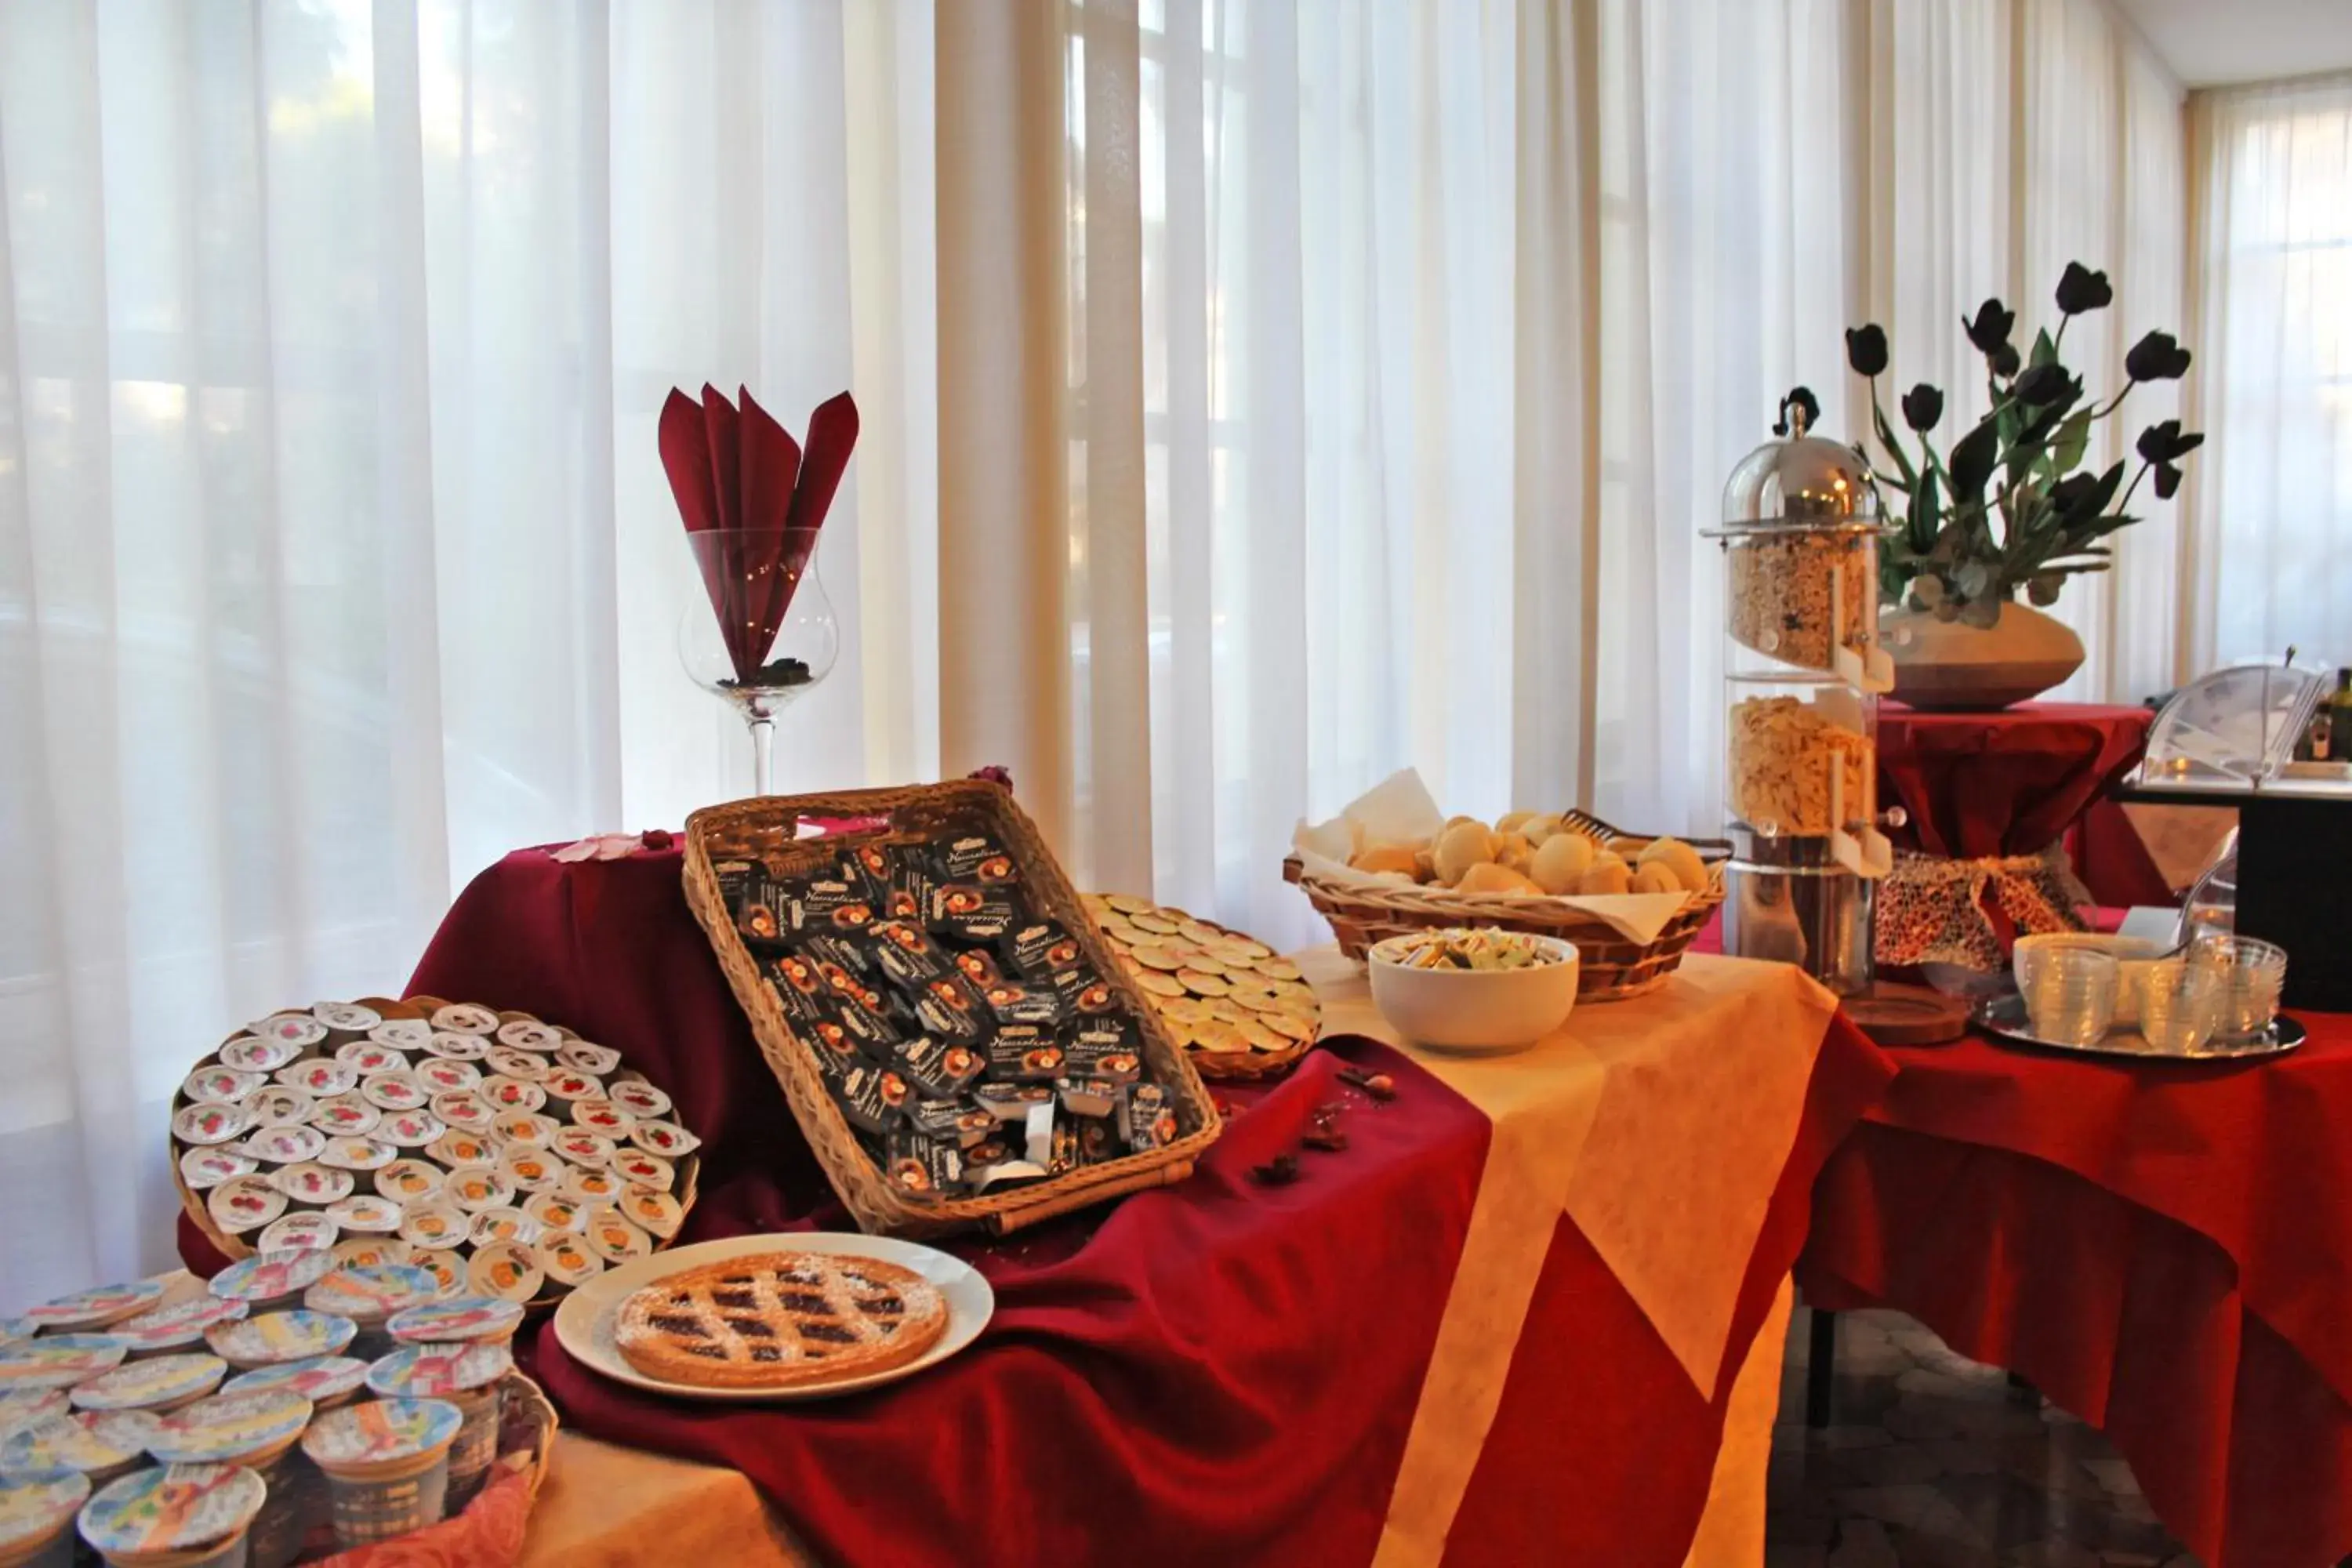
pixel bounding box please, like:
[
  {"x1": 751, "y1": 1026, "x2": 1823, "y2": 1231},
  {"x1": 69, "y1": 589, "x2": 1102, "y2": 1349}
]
[
  {"x1": 2025, "y1": 947, "x2": 2118, "y2": 1046},
  {"x1": 2137, "y1": 959, "x2": 2225, "y2": 1055},
  {"x1": 2188, "y1": 933, "x2": 2289, "y2": 1040}
]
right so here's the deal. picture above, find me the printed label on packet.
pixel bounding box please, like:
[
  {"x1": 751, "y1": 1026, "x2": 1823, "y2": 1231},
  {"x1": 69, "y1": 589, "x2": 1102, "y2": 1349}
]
[
  {"x1": 978, "y1": 979, "x2": 1063, "y2": 1027},
  {"x1": 869, "y1": 921, "x2": 952, "y2": 989},
  {"x1": 1055, "y1": 1077, "x2": 1123, "y2": 1119},
  {"x1": 973, "y1": 1083, "x2": 1057, "y2": 1122},
  {"x1": 909, "y1": 1098, "x2": 998, "y2": 1149},
  {"x1": 802, "y1": 932, "x2": 873, "y2": 979},
  {"x1": 843, "y1": 841, "x2": 902, "y2": 906},
  {"x1": 1121, "y1": 1083, "x2": 1178, "y2": 1152},
  {"x1": 790, "y1": 880, "x2": 873, "y2": 934},
  {"x1": 884, "y1": 1127, "x2": 965, "y2": 1197},
  {"x1": 895, "y1": 1035, "x2": 986, "y2": 1100},
  {"x1": 927, "y1": 884, "x2": 1020, "y2": 942},
  {"x1": 985, "y1": 1026, "x2": 1065, "y2": 1083},
  {"x1": 768, "y1": 956, "x2": 833, "y2": 1028},
  {"x1": 935, "y1": 834, "x2": 1018, "y2": 884},
  {"x1": 1004, "y1": 923, "x2": 1084, "y2": 981},
  {"x1": 1062, "y1": 1029, "x2": 1145, "y2": 1085},
  {"x1": 913, "y1": 975, "x2": 990, "y2": 1044},
  {"x1": 889, "y1": 861, "x2": 936, "y2": 924},
  {"x1": 835, "y1": 1065, "x2": 902, "y2": 1135}
]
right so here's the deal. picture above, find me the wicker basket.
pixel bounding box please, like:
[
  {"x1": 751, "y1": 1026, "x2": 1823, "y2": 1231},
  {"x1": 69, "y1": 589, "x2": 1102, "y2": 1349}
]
[
  {"x1": 1284, "y1": 811, "x2": 1730, "y2": 1001},
  {"x1": 1080, "y1": 898, "x2": 1320, "y2": 1083},
  {"x1": 170, "y1": 996, "x2": 700, "y2": 1310},
  {"x1": 310, "y1": 1370, "x2": 558, "y2": 1568},
  {"x1": 683, "y1": 782, "x2": 1223, "y2": 1239}
]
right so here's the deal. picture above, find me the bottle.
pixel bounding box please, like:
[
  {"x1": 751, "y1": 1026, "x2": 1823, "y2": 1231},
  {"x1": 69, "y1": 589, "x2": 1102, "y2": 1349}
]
[
  {"x1": 2314, "y1": 708, "x2": 2334, "y2": 761},
  {"x1": 2332, "y1": 670, "x2": 2352, "y2": 765}
]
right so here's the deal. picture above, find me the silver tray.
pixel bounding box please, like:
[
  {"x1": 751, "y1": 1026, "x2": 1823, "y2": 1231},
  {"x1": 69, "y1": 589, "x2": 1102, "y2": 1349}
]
[{"x1": 1974, "y1": 994, "x2": 2306, "y2": 1063}]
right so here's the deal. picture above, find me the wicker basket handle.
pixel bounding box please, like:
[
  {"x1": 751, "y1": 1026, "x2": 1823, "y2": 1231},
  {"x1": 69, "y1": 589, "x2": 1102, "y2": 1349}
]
[{"x1": 982, "y1": 1160, "x2": 1196, "y2": 1235}]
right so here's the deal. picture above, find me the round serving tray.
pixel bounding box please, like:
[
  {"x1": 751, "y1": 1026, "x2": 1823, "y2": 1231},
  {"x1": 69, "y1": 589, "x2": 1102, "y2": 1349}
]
[{"x1": 1973, "y1": 994, "x2": 2306, "y2": 1063}]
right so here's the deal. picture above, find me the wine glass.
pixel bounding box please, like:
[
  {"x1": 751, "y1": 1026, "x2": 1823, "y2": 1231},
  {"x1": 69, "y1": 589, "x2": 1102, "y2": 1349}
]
[{"x1": 677, "y1": 527, "x2": 839, "y2": 796}]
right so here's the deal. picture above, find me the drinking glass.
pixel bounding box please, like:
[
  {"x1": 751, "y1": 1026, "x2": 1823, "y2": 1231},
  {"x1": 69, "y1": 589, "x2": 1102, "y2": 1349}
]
[
  {"x1": 2136, "y1": 958, "x2": 2224, "y2": 1054},
  {"x1": 2025, "y1": 947, "x2": 2118, "y2": 1046},
  {"x1": 677, "y1": 527, "x2": 838, "y2": 796},
  {"x1": 2189, "y1": 932, "x2": 2289, "y2": 1040}
]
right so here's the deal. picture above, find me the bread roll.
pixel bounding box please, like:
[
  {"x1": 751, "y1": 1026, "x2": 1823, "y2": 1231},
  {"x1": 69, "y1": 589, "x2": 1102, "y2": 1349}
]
[
  {"x1": 1443, "y1": 815, "x2": 1484, "y2": 833},
  {"x1": 1456, "y1": 862, "x2": 1544, "y2": 897},
  {"x1": 1350, "y1": 843, "x2": 1423, "y2": 878},
  {"x1": 1637, "y1": 837, "x2": 1711, "y2": 895},
  {"x1": 1496, "y1": 832, "x2": 1534, "y2": 873},
  {"x1": 1495, "y1": 811, "x2": 1538, "y2": 837},
  {"x1": 1630, "y1": 861, "x2": 1682, "y2": 896},
  {"x1": 1607, "y1": 837, "x2": 1650, "y2": 859},
  {"x1": 1522, "y1": 814, "x2": 1566, "y2": 845},
  {"x1": 1580, "y1": 853, "x2": 1632, "y2": 896},
  {"x1": 1530, "y1": 833, "x2": 1597, "y2": 895},
  {"x1": 1432, "y1": 822, "x2": 1499, "y2": 886}
]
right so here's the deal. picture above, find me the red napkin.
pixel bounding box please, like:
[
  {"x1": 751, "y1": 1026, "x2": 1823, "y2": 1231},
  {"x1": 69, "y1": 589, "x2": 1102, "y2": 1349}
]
[{"x1": 662, "y1": 386, "x2": 858, "y2": 684}]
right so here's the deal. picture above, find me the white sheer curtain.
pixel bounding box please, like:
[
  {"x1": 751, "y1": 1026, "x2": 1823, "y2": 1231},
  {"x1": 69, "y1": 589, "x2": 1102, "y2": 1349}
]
[
  {"x1": 0, "y1": 0, "x2": 935, "y2": 1305},
  {"x1": 2185, "y1": 72, "x2": 2352, "y2": 672}
]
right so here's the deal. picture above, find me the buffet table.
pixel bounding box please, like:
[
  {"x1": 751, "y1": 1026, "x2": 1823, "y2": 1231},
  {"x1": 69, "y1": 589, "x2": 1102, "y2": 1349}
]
[
  {"x1": 1878, "y1": 700, "x2": 2169, "y2": 909},
  {"x1": 175, "y1": 840, "x2": 1891, "y2": 1567},
  {"x1": 1799, "y1": 1014, "x2": 2352, "y2": 1568}
]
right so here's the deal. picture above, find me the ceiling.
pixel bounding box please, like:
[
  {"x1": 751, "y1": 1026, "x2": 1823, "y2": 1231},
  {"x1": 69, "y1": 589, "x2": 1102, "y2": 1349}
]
[{"x1": 2112, "y1": 0, "x2": 2352, "y2": 87}]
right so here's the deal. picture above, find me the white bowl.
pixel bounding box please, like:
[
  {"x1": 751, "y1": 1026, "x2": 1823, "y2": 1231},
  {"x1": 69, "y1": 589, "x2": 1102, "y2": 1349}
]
[
  {"x1": 2013, "y1": 933, "x2": 2169, "y2": 1026},
  {"x1": 1367, "y1": 932, "x2": 1581, "y2": 1055}
]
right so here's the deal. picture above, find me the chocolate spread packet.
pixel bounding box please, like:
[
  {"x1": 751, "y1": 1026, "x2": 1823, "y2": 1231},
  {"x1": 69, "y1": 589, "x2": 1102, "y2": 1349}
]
[
  {"x1": 895, "y1": 1034, "x2": 987, "y2": 1100},
  {"x1": 976, "y1": 977, "x2": 1064, "y2": 1027},
  {"x1": 790, "y1": 879, "x2": 873, "y2": 934},
  {"x1": 1063, "y1": 1025, "x2": 1145, "y2": 1085},
  {"x1": 927, "y1": 883, "x2": 1021, "y2": 942},
  {"x1": 889, "y1": 859, "x2": 937, "y2": 923},
  {"x1": 767, "y1": 955, "x2": 833, "y2": 1029},
  {"x1": 870, "y1": 920, "x2": 952, "y2": 990},
  {"x1": 985, "y1": 1026, "x2": 1065, "y2": 1083},
  {"x1": 935, "y1": 833, "x2": 1018, "y2": 885},
  {"x1": 884, "y1": 1127, "x2": 965, "y2": 1198},
  {"x1": 913, "y1": 974, "x2": 991, "y2": 1044},
  {"x1": 842, "y1": 840, "x2": 902, "y2": 906},
  {"x1": 1058, "y1": 970, "x2": 1121, "y2": 1018},
  {"x1": 1076, "y1": 1117, "x2": 1121, "y2": 1165},
  {"x1": 909, "y1": 1097, "x2": 998, "y2": 1149},
  {"x1": 1055, "y1": 1076, "x2": 1123, "y2": 1118},
  {"x1": 952, "y1": 947, "x2": 1008, "y2": 992},
  {"x1": 802, "y1": 931, "x2": 874, "y2": 980},
  {"x1": 837, "y1": 1064, "x2": 901, "y2": 1135},
  {"x1": 973, "y1": 1082, "x2": 1057, "y2": 1121},
  {"x1": 1120, "y1": 1083, "x2": 1178, "y2": 1152},
  {"x1": 1004, "y1": 922, "x2": 1085, "y2": 982}
]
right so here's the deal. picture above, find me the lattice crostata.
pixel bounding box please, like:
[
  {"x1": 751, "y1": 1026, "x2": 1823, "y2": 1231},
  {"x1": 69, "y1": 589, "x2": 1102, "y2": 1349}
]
[{"x1": 613, "y1": 1250, "x2": 948, "y2": 1389}]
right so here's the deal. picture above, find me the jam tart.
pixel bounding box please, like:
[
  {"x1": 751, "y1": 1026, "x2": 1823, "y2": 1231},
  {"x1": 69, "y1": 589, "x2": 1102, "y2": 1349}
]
[{"x1": 613, "y1": 1251, "x2": 946, "y2": 1390}]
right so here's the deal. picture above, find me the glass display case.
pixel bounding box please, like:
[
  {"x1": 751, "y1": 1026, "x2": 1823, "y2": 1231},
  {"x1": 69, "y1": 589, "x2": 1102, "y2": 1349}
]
[{"x1": 1705, "y1": 389, "x2": 1896, "y2": 996}]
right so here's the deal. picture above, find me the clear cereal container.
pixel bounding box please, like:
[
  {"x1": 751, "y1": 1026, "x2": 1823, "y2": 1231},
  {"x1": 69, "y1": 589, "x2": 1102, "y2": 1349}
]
[{"x1": 1705, "y1": 390, "x2": 1896, "y2": 996}]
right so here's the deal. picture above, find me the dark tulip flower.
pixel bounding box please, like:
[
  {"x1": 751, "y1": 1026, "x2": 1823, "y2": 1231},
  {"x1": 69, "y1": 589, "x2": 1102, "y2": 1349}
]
[
  {"x1": 1965, "y1": 299, "x2": 2015, "y2": 354},
  {"x1": 2056, "y1": 261, "x2": 2113, "y2": 314},
  {"x1": 2154, "y1": 461, "x2": 2183, "y2": 500},
  {"x1": 2125, "y1": 329, "x2": 2194, "y2": 382},
  {"x1": 2013, "y1": 363, "x2": 2073, "y2": 405},
  {"x1": 1900, "y1": 383, "x2": 1944, "y2": 432},
  {"x1": 1990, "y1": 342, "x2": 2022, "y2": 378},
  {"x1": 2136, "y1": 419, "x2": 2205, "y2": 464},
  {"x1": 2050, "y1": 472, "x2": 2102, "y2": 518},
  {"x1": 1846, "y1": 325, "x2": 1889, "y2": 378}
]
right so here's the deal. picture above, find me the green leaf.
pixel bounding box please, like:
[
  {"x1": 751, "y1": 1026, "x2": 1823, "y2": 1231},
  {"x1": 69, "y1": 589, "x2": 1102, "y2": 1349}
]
[
  {"x1": 1871, "y1": 401, "x2": 1920, "y2": 492},
  {"x1": 1911, "y1": 470, "x2": 1944, "y2": 558},
  {"x1": 2051, "y1": 409, "x2": 2092, "y2": 476},
  {"x1": 1948, "y1": 416, "x2": 2001, "y2": 502},
  {"x1": 2031, "y1": 327, "x2": 2058, "y2": 368}
]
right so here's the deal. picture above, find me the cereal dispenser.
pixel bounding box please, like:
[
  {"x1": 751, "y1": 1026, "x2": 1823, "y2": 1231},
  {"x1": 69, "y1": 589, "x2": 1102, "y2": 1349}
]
[{"x1": 1705, "y1": 388, "x2": 1896, "y2": 996}]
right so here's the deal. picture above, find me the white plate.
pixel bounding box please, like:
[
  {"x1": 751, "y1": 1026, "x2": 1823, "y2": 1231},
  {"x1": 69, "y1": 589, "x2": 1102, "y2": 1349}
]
[{"x1": 552, "y1": 1232, "x2": 993, "y2": 1403}]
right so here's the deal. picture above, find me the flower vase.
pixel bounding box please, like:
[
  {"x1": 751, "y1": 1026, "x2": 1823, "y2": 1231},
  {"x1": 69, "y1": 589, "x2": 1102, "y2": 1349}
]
[{"x1": 1882, "y1": 600, "x2": 2085, "y2": 710}]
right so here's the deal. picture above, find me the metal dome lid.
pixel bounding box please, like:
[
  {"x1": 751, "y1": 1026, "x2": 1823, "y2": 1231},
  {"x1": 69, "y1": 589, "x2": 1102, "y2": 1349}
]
[{"x1": 1711, "y1": 387, "x2": 1882, "y2": 532}]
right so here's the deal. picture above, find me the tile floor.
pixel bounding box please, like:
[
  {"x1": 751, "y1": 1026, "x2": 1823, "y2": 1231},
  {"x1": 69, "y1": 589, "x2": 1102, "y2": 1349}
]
[{"x1": 1768, "y1": 1306, "x2": 2198, "y2": 1567}]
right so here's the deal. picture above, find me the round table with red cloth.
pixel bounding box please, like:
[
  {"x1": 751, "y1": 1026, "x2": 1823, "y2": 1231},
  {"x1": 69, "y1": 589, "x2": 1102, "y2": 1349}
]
[
  {"x1": 1799, "y1": 1017, "x2": 2352, "y2": 1568},
  {"x1": 177, "y1": 840, "x2": 1893, "y2": 1567},
  {"x1": 1878, "y1": 700, "x2": 2170, "y2": 909}
]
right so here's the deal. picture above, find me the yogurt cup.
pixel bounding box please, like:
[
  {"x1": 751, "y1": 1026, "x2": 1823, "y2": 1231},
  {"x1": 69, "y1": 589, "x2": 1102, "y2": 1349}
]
[
  {"x1": 311, "y1": 1002, "x2": 383, "y2": 1037},
  {"x1": 407, "y1": 1254, "x2": 465, "y2": 1301},
  {"x1": 305, "y1": 1098, "x2": 379, "y2": 1138},
  {"x1": 77, "y1": 1461, "x2": 265, "y2": 1568},
  {"x1": 426, "y1": 1094, "x2": 495, "y2": 1133},
  {"x1": 362, "y1": 1345, "x2": 511, "y2": 1509},
  {"x1": 615, "y1": 1185, "x2": 684, "y2": 1240},
  {"x1": 178, "y1": 1069, "x2": 263, "y2": 1109},
  {"x1": 0, "y1": 1339, "x2": 126, "y2": 1396},
  {"x1": 252, "y1": 1013, "x2": 329, "y2": 1053},
  {"x1": 216, "y1": 1038, "x2": 299, "y2": 1076},
  {"x1": 413, "y1": 1059, "x2": 481, "y2": 1097},
  {"x1": 67, "y1": 1356, "x2": 225, "y2": 1416},
  {"x1": 205, "y1": 1181, "x2": 284, "y2": 1238},
  {"x1": 496, "y1": 1149, "x2": 563, "y2": 1194},
  {"x1": 322, "y1": 1196, "x2": 401, "y2": 1236},
  {"x1": 492, "y1": 1021, "x2": 563, "y2": 1054},
  {"x1": 577, "y1": 1207, "x2": 651, "y2": 1265},
  {"x1": 299, "y1": 1399, "x2": 462, "y2": 1549},
  {"x1": 108, "y1": 1300, "x2": 246, "y2": 1363},
  {"x1": 549, "y1": 1127, "x2": 617, "y2": 1170},
  {"x1": 481, "y1": 1048, "x2": 546, "y2": 1085},
  {"x1": 327, "y1": 1239, "x2": 411, "y2": 1272},
  {"x1": 269, "y1": 1062, "x2": 353, "y2": 1101},
  {"x1": 147, "y1": 1392, "x2": 314, "y2": 1568},
  {"x1": 331, "y1": 1043, "x2": 405, "y2": 1078},
  {"x1": 374, "y1": 1113, "x2": 445, "y2": 1152},
  {"x1": 534, "y1": 1233, "x2": 602, "y2": 1294},
  {"x1": 441, "y1": 1170, "x2": 513, "y2": 1215},
  {"x1": 630, "y1": 1120, "x2": 700, "y2": 1158},
  {"x1": 557, "y1": 1166, "x2": 622, "y2": 1203},
  {"x1": 465, "y1": 1210, "x2": 539, "y2": 1250},
  {"x1": 606, "y1": 1080, "x2": 673, "y2": 1120},
  {"x1": 463, "y1": 1245, "x2": 542, "y2": 1305},
  {"x1": 382, "y1": 1298, "x2": 521, "y2": 1351},
  {"x1": 241, "y1": 1090, "x2": 314, "y2": 1132},
  {"x1": 394, "y1": 1206, "x2": 467, "y2": 1254},
  {"x1": 554, "y1": 1040, "x2": 621, "y2": 1076},
  {"x1": 427, "y1": 1005, "x2": 499, "y2": 1037},
  {"x1": 313, "y1": 1139, "x2": 395, "y2": 1180},
  {"x1": 358, "y1": 1073, "x2": 426, "y2": 1114},
  {"x1": 365, "y1": 1019, "x2": 432, "y2": 1052},
  {"x1": 612, "y1": 1152, "x2": 675, "y2": 1192},
  {"x1": 238, "y1": 1127, "x2": 325, "y2": 1167},
  {"x1": 21, "y1": 1284, "x2": 164, "y2": 1335},
  {"x1": 419, "y1": 1033, "x2": 489, "y2": 1063},
  {"x1": 264, "y1": 1165, "x2": 350, "y2": 1207},
  {"x1": 252, "y1": 1215, "x2": 336, "y2": 1256},
  {"x1": 565, "y1": 1100, "x2": 633, "y2": 1138},
  {"x1": 219, "y1": 1358, "x2": 367, "y2": 1412},
  {"x1": 302, "y1": 1269, "x2": 438, "y2": 1363},
  {"x1": 201, "y1": 1314, "x2": 355, "y2": 1374},
  {"x1": 171, "y1": 1106, "x2": 250, "y2": 1150},
  {"x1": 372, "y1": 1161, "x2": 443, "y2": 1207},
  {"x1": 477, "y1": 1079, "x2": 546, "y2": 1116},
  {"x1": 206, "y1": 1253, "x2": 334, "y2": 1315},
  {"x1": 0, "y1": 1410, "x2": 158, "y2": 1490},
  {"x1": 175, "y1": 1151, "x2": 259, "y2": 1194},
  {"x1": 0, "y1": 1468, "x2": 88, "y2": 1568},
  {"x1": 488, "y1": 1112, "x2": 559, "y2": 1149}
]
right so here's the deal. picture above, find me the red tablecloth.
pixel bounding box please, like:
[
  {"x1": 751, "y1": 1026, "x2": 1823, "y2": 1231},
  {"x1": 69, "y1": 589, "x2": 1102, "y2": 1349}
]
[
  {"x1": 182, "y1": 843, "x2": 1893, "y2": 1566},
  {"x1": 1878, "y1": 701, "x2": 2169, "y2": 907},
  {"x1": 1800, "y1": 1014, "x2": 2352, "y2": 1568}
]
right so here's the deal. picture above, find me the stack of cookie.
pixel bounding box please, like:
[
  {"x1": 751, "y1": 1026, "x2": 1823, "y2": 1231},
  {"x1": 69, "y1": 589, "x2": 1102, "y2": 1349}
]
[{"x1": 1082, "y1": 895, "x2": 1321, "y2": 1077}]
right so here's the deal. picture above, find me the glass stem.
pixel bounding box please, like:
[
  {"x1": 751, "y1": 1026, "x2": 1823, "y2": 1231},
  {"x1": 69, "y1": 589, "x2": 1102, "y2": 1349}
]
[{"x1": 747, "y1": 712, "x2": 775, "y2": 797}]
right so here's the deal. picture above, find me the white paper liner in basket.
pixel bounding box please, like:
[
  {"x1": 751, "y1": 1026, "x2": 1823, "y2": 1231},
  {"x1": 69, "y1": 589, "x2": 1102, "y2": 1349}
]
[{"x1": 1292, "y1": 768, "x2": 1693, "y2": 945}]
